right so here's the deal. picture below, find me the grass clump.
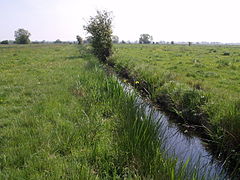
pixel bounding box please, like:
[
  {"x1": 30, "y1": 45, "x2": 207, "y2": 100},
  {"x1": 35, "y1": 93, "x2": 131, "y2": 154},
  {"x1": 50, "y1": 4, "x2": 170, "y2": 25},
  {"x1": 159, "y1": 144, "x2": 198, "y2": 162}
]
[{"x1": 155, "y1": 81, "x2": 208, "y2": 124}]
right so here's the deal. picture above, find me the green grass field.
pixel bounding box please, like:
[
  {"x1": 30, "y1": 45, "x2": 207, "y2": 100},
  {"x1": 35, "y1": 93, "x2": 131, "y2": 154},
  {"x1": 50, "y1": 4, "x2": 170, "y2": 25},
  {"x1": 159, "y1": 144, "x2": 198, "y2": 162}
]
[
  {"x1": 113, "y1": 44, "x2": 240, "y2": 96},
  {"x1": 0, "y1": 44, "x2": 205, "y2": 179},
  {"x1": 112, "y1": 44, "x2": 240, "y2": 173}
]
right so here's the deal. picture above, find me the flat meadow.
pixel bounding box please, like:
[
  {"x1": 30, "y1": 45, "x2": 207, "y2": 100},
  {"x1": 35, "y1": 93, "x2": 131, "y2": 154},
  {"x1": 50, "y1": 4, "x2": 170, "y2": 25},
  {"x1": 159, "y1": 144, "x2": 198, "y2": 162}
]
[
  {"x1": 113, "y1": 44, "x2": 240, "y2": 96},
  {"x1": 1, "y1": 43, "x2": 239, "y2": 178},
  {"x1": 0, "y1": 44, "x2": 204, "y2": 179}
]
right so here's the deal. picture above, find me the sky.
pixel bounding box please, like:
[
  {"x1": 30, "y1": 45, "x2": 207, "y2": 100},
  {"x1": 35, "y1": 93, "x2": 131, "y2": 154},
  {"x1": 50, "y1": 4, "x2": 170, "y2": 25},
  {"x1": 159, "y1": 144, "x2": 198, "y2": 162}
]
[{"x1": 1, "y1": 0, "x2": 240, "y2": 43}]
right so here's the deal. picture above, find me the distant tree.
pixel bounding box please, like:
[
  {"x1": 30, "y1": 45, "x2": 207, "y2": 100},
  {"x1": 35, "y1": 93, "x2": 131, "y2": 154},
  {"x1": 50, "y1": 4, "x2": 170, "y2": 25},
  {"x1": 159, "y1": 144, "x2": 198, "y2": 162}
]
[
  {"x1": 76, "y1": 35, "x2": 83, "y2": 44},
  {"x1": 83, "y1": 36, "x2": 92, "y2": 44},
  {"x1": 171, "y1": 41, "x2": 174, "y2": 45},
  {"x1": 112, "y1": 35, "x2": 119, "y2": 44},
  {"x1": 54, "y1": 39, "x2": 62, "y2": 43},
  {"x1": 121, "y1": 40, "x2": 126, "y2": 44},
  {"x1": 139, "y1": 34, "x2": 152, "y2": 44},
  {"x1": 84, "y1": 10, "x2": 113, "y2": 62},
  {"x1": 14, "y1": 28, "x2": 31, "y2": 44},
  {"x1": 188, "y1": 42, "x2": 192, "y2": 46},
  {"x1": 32, "y1": 41, "x2": 40, "y2": 44},
  {"x1": 1, "y1": 40, "x2": 9, "y2": 44}
]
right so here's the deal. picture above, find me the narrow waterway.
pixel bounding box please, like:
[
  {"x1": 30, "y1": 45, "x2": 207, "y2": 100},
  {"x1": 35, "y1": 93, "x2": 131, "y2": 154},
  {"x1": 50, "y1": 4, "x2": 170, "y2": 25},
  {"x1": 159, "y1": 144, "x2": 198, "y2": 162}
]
[{"x1": 119, "y1": 79, "x2": 228, "y2": 179}]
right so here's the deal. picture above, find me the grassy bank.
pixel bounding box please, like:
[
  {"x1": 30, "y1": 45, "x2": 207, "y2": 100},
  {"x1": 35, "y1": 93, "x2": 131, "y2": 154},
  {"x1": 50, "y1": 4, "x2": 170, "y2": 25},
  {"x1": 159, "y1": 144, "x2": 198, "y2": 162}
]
[
  {"x1": 110, "y1": 44, "x2": 240, "y2": 175},
  {"x1": 0, "y1": 44, "x2": 205, "y2": 179}
]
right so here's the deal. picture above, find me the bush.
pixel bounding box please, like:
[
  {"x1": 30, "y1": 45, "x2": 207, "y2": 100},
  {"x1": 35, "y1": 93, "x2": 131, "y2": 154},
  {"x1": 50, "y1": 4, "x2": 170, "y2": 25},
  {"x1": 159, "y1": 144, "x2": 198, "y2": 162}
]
[
  {"x1": 84, "y1": 10, "x2": 113, "y2": 62},
  {"x1": 76, "y1": 35, "x2": 83, "y2": 45},
  {"x1": 14, "y1": 28, "x2": 31, "y2": 44},
  {"x1": 156, "y1": 81, "x2": 208, "y2": 124},
  {"x1": 139, "y1": 34, "x2": 152, "y2": 44},
  {"x1": 1, "y1": 40, "x2": 9, "y2": 44},
  {"x1": 54, "y1": 39, "x2": 62, "y2": 44}
]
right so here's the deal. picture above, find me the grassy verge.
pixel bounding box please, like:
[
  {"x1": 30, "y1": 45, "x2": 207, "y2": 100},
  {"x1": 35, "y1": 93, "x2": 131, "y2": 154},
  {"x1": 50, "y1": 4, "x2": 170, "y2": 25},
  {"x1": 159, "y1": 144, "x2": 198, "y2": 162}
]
[
  {"x1": 110, "y1": 44, "x2": 240, "y2": 176},
  {"x1": 0, "y1": 44, "x2": 204, "y2": 179}
]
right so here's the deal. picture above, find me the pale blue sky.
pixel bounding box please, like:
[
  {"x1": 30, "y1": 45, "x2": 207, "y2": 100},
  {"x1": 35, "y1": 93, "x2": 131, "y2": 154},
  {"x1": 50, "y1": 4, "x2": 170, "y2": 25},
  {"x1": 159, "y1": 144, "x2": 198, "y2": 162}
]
[{"x1": 1, "y1": 0, "x2": 240, "y2": 42}]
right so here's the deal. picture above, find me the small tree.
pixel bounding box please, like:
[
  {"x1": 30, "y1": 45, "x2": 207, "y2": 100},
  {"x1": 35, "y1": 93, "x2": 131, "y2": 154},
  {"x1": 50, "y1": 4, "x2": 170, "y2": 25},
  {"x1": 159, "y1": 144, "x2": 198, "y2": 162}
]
[
  {"x1": 84, "y1": 10, "x2": 113, "y2": 62},
  {"x1": 54, "y1": 39, "x2": 62, "y2": 44},
  {"x1": 76, "y1": 35, "x2": 83, "y2": 44},
  {"x1": 139, "y1": 34, "x2": 152, "y2": 44},
  {"x1": 14, "y1": 28, "x2": 31, "y2": 44},
  {"x1": 112, "y1": 35, "x2": 119, "y2": 44}
]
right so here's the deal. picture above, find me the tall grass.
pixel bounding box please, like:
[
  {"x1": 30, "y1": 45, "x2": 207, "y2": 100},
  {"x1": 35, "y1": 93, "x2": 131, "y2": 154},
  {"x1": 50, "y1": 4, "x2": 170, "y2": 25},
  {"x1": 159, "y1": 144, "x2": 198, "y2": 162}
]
[
  {"x1": 154, "y1": 81, "x2": 208, "y2": 124},
  {"x1": 76, "y1": 47, "x2": 184, "y2": 178}
]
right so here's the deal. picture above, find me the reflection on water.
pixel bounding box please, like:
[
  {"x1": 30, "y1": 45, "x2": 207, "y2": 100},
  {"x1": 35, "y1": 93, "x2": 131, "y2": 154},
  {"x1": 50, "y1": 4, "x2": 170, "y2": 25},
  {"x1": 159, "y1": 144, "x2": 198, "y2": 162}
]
[{"x1": 120, "y1": 80, "x2": 227, "y2": 179}]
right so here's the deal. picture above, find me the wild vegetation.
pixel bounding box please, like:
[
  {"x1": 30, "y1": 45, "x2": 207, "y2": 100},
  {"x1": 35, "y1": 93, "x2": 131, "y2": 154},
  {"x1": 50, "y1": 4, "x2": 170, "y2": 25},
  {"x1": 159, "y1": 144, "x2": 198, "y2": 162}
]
[
  {"x1": 14, "y1": 28, "x2": 31, "y2": 44},
  {"x1": 81, "y1": 10, "x2": 239, "y2": 177},
  {"x1": 0, "y1": 40, "x2": 9, "y2": 45},
  {"x1": 0, "y1": 10, "x2": 239, "y2": 179},
  {"x1": 139, "y1": 34, "x2": 153, "y2": 44},
  {"x1": 109, "y1": 44, "x2": 240, "y2": 176},
  {"x1": 76, "y1": 35, "x2": 83, "y2": 45},
  {"x1": 0, "y1": 44, "x2": 211, "y2": 179},
  {"x1": 84, "y1": 10, "x2": 113, "y2": 62}
]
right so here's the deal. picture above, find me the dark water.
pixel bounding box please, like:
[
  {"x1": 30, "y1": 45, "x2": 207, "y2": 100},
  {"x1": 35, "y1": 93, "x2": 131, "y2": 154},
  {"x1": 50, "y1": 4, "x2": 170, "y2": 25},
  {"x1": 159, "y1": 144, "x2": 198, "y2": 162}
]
[{"x1": 120, "y1": 80, "x2": 228, "y2": 179}]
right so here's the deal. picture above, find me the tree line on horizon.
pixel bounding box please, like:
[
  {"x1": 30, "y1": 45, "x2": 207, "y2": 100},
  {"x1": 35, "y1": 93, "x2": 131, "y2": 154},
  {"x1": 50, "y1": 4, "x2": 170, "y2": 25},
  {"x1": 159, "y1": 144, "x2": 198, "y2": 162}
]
[
  {"x1": 1, "y1": 26, "x2": 157, "y2": 45},
  {"x1": 2, "y1": 19, "x2": 223, "y2": 45}
]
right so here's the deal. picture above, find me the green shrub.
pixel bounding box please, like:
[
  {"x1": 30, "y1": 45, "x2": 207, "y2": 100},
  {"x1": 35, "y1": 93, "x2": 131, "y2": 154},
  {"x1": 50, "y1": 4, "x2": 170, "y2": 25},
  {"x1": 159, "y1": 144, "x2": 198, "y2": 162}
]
[
  {"x1": 0, "y1": 40, "x2": 9, "y2": 44},
  {"x1": 84, "y1": 10, "x2": 113, "y2": 62},
  {"x1": 156, "y1": 82, "x2": 208, "y2": 124},
  {"x1": 14, "y1": 28, "x2": 31, "y2": 44},
  {"x1": 76, "y1": 35, "x2": 83, "y2": 45}
]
